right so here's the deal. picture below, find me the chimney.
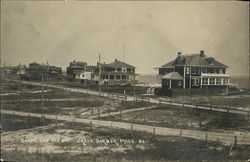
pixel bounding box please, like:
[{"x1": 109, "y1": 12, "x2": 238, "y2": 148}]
[
  {"x1": 115, "y1": 59, "x2": 118, "y2": 62},
  {"x1": 200, "y1": 50, "x2": 205, "y2": 57},
  {"x1": 73, "y1": 60, "x2": 75, "y2": 63},
  {"x1": 177, "y1": 52, "x2": 182, "y2": 56}
]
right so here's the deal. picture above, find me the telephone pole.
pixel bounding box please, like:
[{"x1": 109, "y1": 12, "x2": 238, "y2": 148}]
[
  {"x1": 123, "y1": 46, "x2": 126, "y2": 62},
  {"x1": 41, "y1": 72, "x2": 44, "y2": 120},
  {"x1": 98, "y1": 53, "x2": 101, "y2": 96}
]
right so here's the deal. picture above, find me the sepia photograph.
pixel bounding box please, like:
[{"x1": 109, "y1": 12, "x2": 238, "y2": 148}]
[{"x1": 0, "y1": 0, "x2": 249, "y2": 161}]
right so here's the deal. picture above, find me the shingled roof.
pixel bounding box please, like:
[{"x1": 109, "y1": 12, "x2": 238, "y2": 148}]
[
  {"x1": 103, "y1": 59, "x2": 135, "y2": 68},
  {"x1": 161, "y1": 52, "x2": 227, "y2": 68}
]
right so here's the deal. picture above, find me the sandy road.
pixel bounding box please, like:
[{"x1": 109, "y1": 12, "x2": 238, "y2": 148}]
[
  {"x1": 9, "y1": 80, "x2": 250, "y2": 117},
  {"x1": 1, "y1": 109, "x2": 250, "y2": 146},
  {"x1": 89, "y1": 105, "x2": 158, "y2": 119}
]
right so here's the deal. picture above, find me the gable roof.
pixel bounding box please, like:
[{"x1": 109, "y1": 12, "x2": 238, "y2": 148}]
[
  {"x1": 162, "y1": 72, "x2": 183, "y2": 80},
  {"x1": 103, "y1": 59, "x2": 135, "y2": 68},
  {"x1": 161, "y1": 53, "x2": 228, "y2": 68}
]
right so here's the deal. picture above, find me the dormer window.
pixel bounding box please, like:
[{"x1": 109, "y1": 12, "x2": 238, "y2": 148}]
[{"x1": 205, "y1": 58, "x2": 214, "y2": 65}]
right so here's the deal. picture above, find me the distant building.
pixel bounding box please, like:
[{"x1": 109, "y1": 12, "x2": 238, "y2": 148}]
[
  {"x1": 99, "y1": 59, "x2": 137, "y2": 85},
  {"x1": 23, "y1": 62, "x2": 62, "y2": 80},
  {"x1": 0, "y1": 64, "x2": 26, "y2": 79},
  {"x1": 66, "y1": 60, "x2": 87, "y2": 81},
  {"x1": 158, "y1": 50, "x2": 230, "y2": 89},
  {"x1": 74, "y1": 59, "x2": 138, "y2": 85}
]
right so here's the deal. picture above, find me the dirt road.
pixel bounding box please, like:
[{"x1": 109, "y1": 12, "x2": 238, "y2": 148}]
[{"x1": 1, "y1": 109, "x2": 250, "y2": 146}]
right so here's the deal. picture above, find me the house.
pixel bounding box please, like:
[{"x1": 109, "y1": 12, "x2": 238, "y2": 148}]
[
  {"x1": 75, "y1": 59, "x2": 138, "y2": 85},
  {"x1": 99, "y1": 59, "x2": 137, "y2": 85},
  {"x1": 66, "y1": 60, "x2": 87, "y2": 81},
  {"x1": 22, "y1": 62, "x2": 62, "y2": 80},
  {"x1": 156, "y1": 50, "x2": 230, "y2": 96}
]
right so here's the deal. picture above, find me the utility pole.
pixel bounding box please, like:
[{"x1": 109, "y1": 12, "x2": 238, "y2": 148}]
[
  {"x1": 123, "y1": 46, "x2": 126, "y2": 62},
  {"x1": 41, "y1": 72, "x2": 44, "y2": 121},
  {"x1": 98, "y1": 53, "x2": 101, "y2": 96},
  {"x1": 133, "y1": 74, "x2": 136, "y2": 101},
  {"x1": 84, "y1": 64, "x2": 87, "y2": 87}
]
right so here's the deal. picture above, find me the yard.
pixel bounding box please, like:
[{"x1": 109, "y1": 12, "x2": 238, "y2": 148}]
[
  {"x1": 0, "y1": 80, "x2": 155, "y2": 118},
  {"x1": 99, "y1": 105, "x2": 250, "y2": 132}
]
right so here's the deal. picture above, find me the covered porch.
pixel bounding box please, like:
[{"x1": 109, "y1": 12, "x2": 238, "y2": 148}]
[{"x1": 161, "y1": 72, "x2": 183, "y2": 89}]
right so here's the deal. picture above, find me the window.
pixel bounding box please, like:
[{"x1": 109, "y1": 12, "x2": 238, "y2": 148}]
[
  {"x1": 195, "y1": 78, "x2": 199, "y2": 85},
  {"x1": 122, "y1": 68, "x2": 126, "y2": 72},
  {"x1": 191, "y1": 67, "x2": 196, "y2": 75},
  {"x1": 223, "y1": 78, "x2": 228, "y2": 85},
  {"x1": 110, "y1": 75, "x2": 114, "y2": 80},
  {"x1": 191, "y1": 78, "x2": 195, "y2": 85},
  {"x1": 216, "y1": 78, "x2": 221, "y2": 85},
  {"x1": 177, "y1": 81, "x2": 182, "y2": 87},
  {"x1": 122, "y1": 75, "x2": 127, "y2": 80},
  {"x1": 115, "y1": 75, "x2": 120, "y2": 80},
  {"x1": 209, "y1": 78, "x2": 215, "y2": 85},
  {"x1": 192, "y1": 78, "x2": 199, "y2": 86},
  {"x1": 202, "y1": 78, "x2": 208, "y2": 84},
  {"x1": 202, "y1": 68, "x2": 207, "y2": 73}
]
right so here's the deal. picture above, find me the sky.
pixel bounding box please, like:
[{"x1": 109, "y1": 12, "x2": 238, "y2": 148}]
[{"x1": 1, "y1": 1, "x2": 249, "y2": 76}]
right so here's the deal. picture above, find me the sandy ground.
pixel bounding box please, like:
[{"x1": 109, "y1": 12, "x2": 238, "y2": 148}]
[{"x1": 1, "y1": 123, "x2": 133, "y2": 155}]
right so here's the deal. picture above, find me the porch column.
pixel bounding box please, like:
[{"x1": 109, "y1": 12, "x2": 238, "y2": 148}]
[
  {"x1": 200, "y1": 77, "x2": 202, "y2": 88},
  {"x1": 221, "y1": 78, "x2": 224, "y2": 85},
  {"x1": 208, "y1": 78, "x2": 210, "y2": 85},
  {"x1": 169, "y1": 80, "x2": 172, "y2": 89},
  {"x1": 215, "y1": 78, "x2": 217, "y2": 85}
]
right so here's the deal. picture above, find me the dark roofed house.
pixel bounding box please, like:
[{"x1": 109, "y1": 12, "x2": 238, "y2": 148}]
[
  {"x1": 157, "y1": 50, "x2": 230, "y2": 94},
  {"x1": 23, "y1": 62, "x2": 62, "y2": 80},
  {"x1": 66, "y1": 60, "x2": 87, "y2": 81}
]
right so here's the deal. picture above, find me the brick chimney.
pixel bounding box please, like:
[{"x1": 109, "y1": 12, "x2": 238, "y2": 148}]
[
  {"x1": 200, "y1": 50, "x2": 205, "y2": 57},
  {"x1": 178, "y1": 52, "x2": 182, "y2": 56}
]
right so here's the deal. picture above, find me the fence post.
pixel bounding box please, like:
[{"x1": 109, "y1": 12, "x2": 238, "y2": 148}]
[
  {"x1": 205, "y1": 133, "x2": 208, "y2": 142},
  {"x1": 90, "y1": 121, "x2": 93, "y2": 130},
  {"x1": 43, "y1": 116, "x2": 46, "y2": 126},
  {"x1": 159, "y1": 100, "x2": 161, "y2": 105},
  {"x1": 56, "y1": 117, "x2": 58, "y2": 127},
  {"x1": 153, "y1": 127, "x2": 156, "y2": 137},
  {"x1": 196, "y1": 105, "x2": 198, "y2": 109},
  {"x1": 247, "y1": 112, "x2": 250, "y2": 121},
  {"x1": 182, "y1": 103, "x2": 184, "y2": 107},
  {"x1": 210, "y1": 106, "x2": 212, "y2": 111},
  {"x1": 234, "y1": 136, "x2": 237, "y2": 145},
  {"x1": 131, "y1": 125, "x2": 133, "y2": 131},
  {"x1": 180, "y1": 130, "x2": 182, "y2": 136},
  {"x1": 227, "y1": 107, "x2": 229, "y2": 113},
  {"x1": 111, "y1": 122, "x2": 112, "y2": 128}
]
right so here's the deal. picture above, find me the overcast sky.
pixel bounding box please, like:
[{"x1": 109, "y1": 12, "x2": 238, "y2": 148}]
[{"x1": 1, "y1": 1, "x2": 249, "y2": 76}]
